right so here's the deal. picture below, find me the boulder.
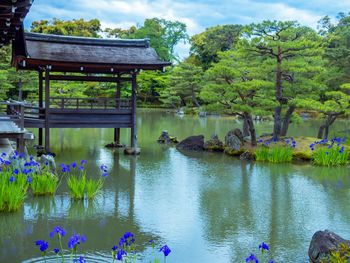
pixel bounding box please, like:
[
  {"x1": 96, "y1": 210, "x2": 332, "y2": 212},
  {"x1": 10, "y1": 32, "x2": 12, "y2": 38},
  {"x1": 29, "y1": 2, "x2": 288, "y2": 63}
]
[
  {"x1": 40, "y1": 154, "x2": 56, "y2": 173},
  {"x1": 157, "y1": 130, "x2": 179, "y2": 144},
  {"x1": 225, "y1": 130, "x2": 243, "y2": 151},
  {"x1": 240, "y1": 150, "x2": 254, "y2": 160},
  {"x1": 176, "y1": 135, "x2": 204, "y2": 151},
  {"x1": 309, "y1": 230, "x2": 350, "y2": 263},
  {"x1": 105, "y1": 142, "x2": 126, "y2": 148},
  {"x1": 233, "y1": 128, "x2": 244, "y2": 143},
  {"x1": 204, "y1": 134, "x2": 224, "y2": 152}
]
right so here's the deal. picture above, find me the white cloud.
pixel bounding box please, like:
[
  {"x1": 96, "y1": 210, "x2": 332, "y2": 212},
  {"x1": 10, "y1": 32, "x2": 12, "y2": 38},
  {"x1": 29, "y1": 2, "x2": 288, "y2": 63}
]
[{"x1": 25, "y1": 0, "x2": 346, "y2": 59}]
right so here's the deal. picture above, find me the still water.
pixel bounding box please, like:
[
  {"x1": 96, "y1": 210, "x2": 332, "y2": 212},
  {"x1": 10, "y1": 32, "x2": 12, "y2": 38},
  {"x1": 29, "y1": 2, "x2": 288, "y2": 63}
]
[{"x1": 1, "y1": 110, "x2": 350, "y2": 263}]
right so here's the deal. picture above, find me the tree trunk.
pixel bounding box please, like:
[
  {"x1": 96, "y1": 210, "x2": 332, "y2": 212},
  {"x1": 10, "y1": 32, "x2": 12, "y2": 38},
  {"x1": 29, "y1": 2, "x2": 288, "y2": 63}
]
[
  {"x1": 273, "y1": 46, "x2": 283, "y2": 139},
  {"x1": 281, "y1": 105, "x2": 295, "y2": 136},
  {"x1": 318, "y1": 115, "x2": 338, "y2": 139},
  {"x1": 191, "y1": 89, "x2": 201, "y2": 107},
  {"x1": 243, "y1": 118, "x2": 250, "y2": 137},
  {"x1": 317, "y1": 124, "x2": 326, "y2": 139},
  {"x1": 273, "y1": 106, "x2": 282, "y2": 139},
  {"x1": 244, "y1": 112, "x2": 257, "y2": 146}
]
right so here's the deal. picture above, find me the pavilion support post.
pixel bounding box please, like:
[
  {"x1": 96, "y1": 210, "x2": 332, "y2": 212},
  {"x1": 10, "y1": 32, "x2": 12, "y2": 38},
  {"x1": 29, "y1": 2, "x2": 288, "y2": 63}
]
[
  {"x1": 38, "y1": 70, "x2": 43, "y2": 146},
  {"x1": 124, "y1": 72, "x2": 140, "y2": 155},
  {"x1": 44, "y1": 68, "x2": 50, "y2": 152},
  {"x1": 114, "y1": 79, "x2": 122, "y2": 144}
]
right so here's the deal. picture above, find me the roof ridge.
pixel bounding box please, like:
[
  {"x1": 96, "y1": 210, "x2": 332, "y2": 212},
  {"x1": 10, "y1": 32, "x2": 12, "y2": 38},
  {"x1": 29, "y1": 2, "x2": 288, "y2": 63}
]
[{"x1": 24, "y1": 32, "x2": 150, "y2": 48}]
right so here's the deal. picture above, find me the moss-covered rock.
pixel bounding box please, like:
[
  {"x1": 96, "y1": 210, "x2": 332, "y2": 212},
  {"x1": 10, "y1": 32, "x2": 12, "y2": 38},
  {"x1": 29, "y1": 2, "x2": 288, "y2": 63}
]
[{"x1": 204, "y1": 134, "x2": 224, "y2": 152}]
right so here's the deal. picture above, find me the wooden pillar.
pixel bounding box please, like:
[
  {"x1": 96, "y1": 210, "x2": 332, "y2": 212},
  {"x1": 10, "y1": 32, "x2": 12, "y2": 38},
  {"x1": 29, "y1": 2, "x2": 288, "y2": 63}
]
[
  {"x1": 38, "y1": 71, "x2": 43, "y2": 146},
  {"x1": 44, "y1": 68, "x2": 50, "y2": 152},
  {"x1": 114, "y1": 78, "x2": 121, "y2": 144},
  {"x1": 131, "y1": 72, "x2": 137, "y2": 150}
]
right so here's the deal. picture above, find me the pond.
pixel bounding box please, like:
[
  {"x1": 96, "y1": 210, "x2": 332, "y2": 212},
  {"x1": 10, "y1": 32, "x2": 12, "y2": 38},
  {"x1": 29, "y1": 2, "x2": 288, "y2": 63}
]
[{"x1": 1, "y1": 109, "x2": 350, "y2": 262}]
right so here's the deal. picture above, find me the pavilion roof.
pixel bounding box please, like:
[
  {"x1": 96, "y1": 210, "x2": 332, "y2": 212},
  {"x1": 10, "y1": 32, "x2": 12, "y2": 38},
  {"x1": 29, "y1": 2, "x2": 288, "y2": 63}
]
[
  {"x1": 13, "y1": 32, "x2": 171, "y2": 73},
  {"x1": 0, "y1": 0, "x2": 33, "y2": 46}
]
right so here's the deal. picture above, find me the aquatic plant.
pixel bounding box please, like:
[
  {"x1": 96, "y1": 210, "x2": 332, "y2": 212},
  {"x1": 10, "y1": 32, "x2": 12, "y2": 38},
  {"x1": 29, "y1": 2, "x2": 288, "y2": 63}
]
[
  {"x1": 50, "y1": 226, "x2": 66, "y2": 262},
  {"x1": 0, "y1": 159, "x2": 28, "y2": 212},
  {"x1": 246, "y1": 242, "x2": 274, "y2": 263},
  {"x1": 255, "y1": 138, "x2": 294, "y2": 163},
  {"x1": 64, "y1": 160, "x2": 108, "y2": 199},
  {"x1": 67, "y1": 175, "x2": 86, "y2": 199},
  {"x1": 310, "y1": 137, "x2": 349, "y2": 166},
  {"x1": 31, "y1": 171, "x2": 59, "y2": 195},
  {"x1": 86, "y1": 178, "x2": 104, "y2": 199},
  {"x1": 34, "y1": 227, "x2": 171, "y2": 263}
]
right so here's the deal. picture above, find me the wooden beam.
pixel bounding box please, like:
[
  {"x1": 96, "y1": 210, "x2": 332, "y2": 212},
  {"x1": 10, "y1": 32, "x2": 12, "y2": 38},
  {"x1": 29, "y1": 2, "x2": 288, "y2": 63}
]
[
  {"x1": 44, "y1": 68, "x2": 50, "y2": 152},
  {"x1": 114, "y1": 78, "x2": 122, "y2": 143},
  {"x1": 130, "y1": 72, "x2": 137, "y2": 149},
  {"x1": 38, "y1": 70, "x2": 43, "y2": 146},
  {"x1": 49, "y1": 75, "x2": 132, "y2": 82}
]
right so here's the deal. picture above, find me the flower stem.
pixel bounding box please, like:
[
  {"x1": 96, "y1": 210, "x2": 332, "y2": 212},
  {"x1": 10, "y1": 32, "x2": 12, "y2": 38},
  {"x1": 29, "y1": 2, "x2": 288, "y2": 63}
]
[{"x1": 58, "y1": 235, "x2": 65, "y2": 262}]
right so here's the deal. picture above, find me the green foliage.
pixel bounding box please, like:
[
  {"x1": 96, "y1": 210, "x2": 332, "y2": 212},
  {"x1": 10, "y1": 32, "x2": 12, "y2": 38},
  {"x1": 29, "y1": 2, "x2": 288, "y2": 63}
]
[
  {"x1": 255, "y1": 146, "x2": 293, "y2": 163},
  {"x1": 0, "y1": 46, "x2": 37, "y2": 101},
  {"x1": 190, "y1": 24, "x2": 242, "y2": 68},
  {"x1": 321, "y1": 243, "x2": 350, "y2": 263},
  {"x1": 106, "y1": 18, "x2": 188, "y2": 62},
  {"x1": 86, "y1": 178, "x2": 103, "y2": 199},
  {"x1": 201, "y1": 49, "x2": 275, "y2": 115},
  {"x1": 0, "y1": 170, "x2": 28, "y2": 212},
  {"x1": 31, "y1": 18, "x2": 101, "y2": 37},
  {"x1": 67, "y1": 174, "x2": 86, "y2": 199},
  {"x1": 161, "y1": 61, "x2": 203, "y2": 108},
  {"x1": 31, "y1": 172, "x2": 58, "y2": 195},
  {"x1": 312, "y1": 146, "x2": 349, "y2": 166}
]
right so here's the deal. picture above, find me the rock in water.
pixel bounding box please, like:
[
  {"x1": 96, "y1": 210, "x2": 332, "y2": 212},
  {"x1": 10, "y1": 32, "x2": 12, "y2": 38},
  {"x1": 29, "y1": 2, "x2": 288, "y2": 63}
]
[
  {"x1": 41, "y1": 154, "x2": 56, "y2": 173},
  {"x1": 309, "y1": 230, "x2": 350, "y2": 262},
  {"x1": 225, "y1": 130, "x2": 243, "y2": 151},
  {"x1": 233, "y1": 128, "x2": 244, "y2": 143},
  {"x1": 157, "y1": 130, "x2": 178, "y2": 144},
  {"x1": 204, "y1": 134, "x2": 224, "y2": 152},
  {"x1": 176, "y1": 135, "x2": 204, "y2": 151}
]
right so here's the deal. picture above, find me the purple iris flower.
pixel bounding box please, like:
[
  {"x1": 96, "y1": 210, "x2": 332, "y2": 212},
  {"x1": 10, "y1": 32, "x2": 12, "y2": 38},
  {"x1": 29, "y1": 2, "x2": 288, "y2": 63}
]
[
  {"x1": 159, "y1": 245, "x2": 171, "y2": 257},
  {"x1": 49, "y1": 226, "x2": 66, "y2": 238},
  {"x1": 35, "y1": 240, "x2": 49, "y2": 252}
]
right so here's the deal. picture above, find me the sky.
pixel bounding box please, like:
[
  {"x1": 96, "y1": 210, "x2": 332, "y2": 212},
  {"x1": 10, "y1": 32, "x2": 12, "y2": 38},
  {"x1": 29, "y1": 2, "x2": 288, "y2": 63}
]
[{"x1": 24, "y1": 0, "x2": 350, "y2": 58}]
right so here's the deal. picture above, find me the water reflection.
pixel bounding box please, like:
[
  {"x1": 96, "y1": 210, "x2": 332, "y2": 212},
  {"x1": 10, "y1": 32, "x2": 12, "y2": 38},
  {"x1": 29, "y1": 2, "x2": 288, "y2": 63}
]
[{"x1": 0, "y1": 110, "x2": 349, "y2": 262}]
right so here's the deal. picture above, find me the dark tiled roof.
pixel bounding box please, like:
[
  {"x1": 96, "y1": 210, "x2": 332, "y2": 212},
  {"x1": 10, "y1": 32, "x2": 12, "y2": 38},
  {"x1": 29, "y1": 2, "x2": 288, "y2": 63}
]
[{"x1": 24, "y1": 33, "x2": 170, "y2": 68}]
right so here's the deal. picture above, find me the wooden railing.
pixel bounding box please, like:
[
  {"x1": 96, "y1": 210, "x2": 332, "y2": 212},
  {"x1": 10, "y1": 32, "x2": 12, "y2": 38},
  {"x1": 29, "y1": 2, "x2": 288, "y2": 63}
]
[
  {"x1": 49, "y1": 97, "x2": 132, "y2": 110},
  {"x1": 0, "y1": 101, "x2": 25, "y2": 130},
  {"x1": 0, "y1": 101, "x2": 45, "y2": 123}
]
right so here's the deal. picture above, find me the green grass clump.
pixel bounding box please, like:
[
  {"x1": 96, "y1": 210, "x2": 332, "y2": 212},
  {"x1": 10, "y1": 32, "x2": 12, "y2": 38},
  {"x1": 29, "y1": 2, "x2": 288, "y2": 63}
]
[
  {"x1": 31, "y1": 172, "x2": 59, "y2": 195},
  {"x1": 313, "y1": 146, "x2": 349, "y2": 166},
  {"x1": 255, "y1": 146, "x2": 293, "y2": 163},
  {"x1": 67, "y1": 175, "x2": 86, "y2": 199},
  {"x1": 0, "y1": 170, "x2": 28, "y2": 212},
  {"x1": 62, "y1": 161, "x2": 108, "y2": 200},
  {"x1": 86, "y1": 178, "x2": 103, "y2": 199},
  {"x1": 255, "y1": 146, "x2": 270, "y2": 161}
]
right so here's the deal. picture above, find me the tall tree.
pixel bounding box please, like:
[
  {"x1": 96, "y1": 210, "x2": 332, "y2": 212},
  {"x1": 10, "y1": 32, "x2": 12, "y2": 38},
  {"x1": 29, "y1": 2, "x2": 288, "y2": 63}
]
[
  {"x1": 169, "y1": 62, "x2": 203, "y2": 107},
  {"x1": 106, "y1": 18, "x2": 188, "y2": 62},
  {"x1": 297, "y1": 84, "x2": 350, "y2": 139},
  {"x1": 201, "y1": 50, "x2": 274, "y2": 146},
  {"x1": 243, "y1": 21, "x2": 322, "y2": 138},
  {"x1": 31, "y1": 18, "x2": 102, "y2": 37},
  {"x1": 190, "y1": 25, "x2": 242, "y2": 69},
  {"x1": 318, "y1": 13, "x2": 350, "y2": 88}
]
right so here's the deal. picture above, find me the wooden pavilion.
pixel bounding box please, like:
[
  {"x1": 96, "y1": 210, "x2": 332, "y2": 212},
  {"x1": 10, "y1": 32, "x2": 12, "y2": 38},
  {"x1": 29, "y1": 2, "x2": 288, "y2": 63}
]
[{"x1": 0, "y1": 0, "x2": 171, "y2": 153}]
